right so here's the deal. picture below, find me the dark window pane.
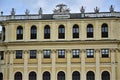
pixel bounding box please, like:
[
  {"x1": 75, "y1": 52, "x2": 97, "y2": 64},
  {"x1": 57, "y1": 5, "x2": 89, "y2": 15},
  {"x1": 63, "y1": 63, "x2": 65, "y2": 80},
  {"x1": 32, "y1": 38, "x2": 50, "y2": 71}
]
[
  {"x1": 31, "y1": 26, "x2": 37, "y2": 39},
  {"x1": 17, "y1": 26, "x2": 23, "y2": 40},
  {"x1": 58, "y1": 50, "x2": 65, "y2": 58},
  {"x1": 72, "y1": 49, "x2": 79, "y2": 58},
  {"x1": 73, "y1": 25, "x2": 79, "y2": 38},
  {"x1": 43, "y1": 71, "x2": 50, "y2": 80},
  {"x1": 101, "y1": 49, "x2": 109, "y2": 58},
  {"x1": 29, "y1": 72, "x2": 36, "y2": 80},
  {"x1": 44, "y1": 25, "x2": 50, "y2": 39},
  {"x1": 57, "y1": 71, "x2": 65, "y2": 80},
  {"x1": 16, "y1": 50, "x2": 22, "y2": 59},
  {"x1": 43, "y1": 50, "x2": 51, "y2": 58},
  {"x1": 87, "y1": 71, "x2": 95, "y2": 80},
  {"x1": 0, "y1": 51, "x2": 4, "y2": 60},
  {"x1": 0, "y1": 73, "x2": 3, "y2": 80},
  {"x1": 102, "y1": 71, "x2": 110, "y2": 80},
  {"x1": 72, "y1": 71, "x2": 80, "y2": 80},
  {"x1": 87, "y1": 24, "x2": 93, "y2": 38},
  {"x1": 58, "y1": 25, "x2": 65, "y2": 39},
  {"x1": 14, "y1": 72, "x2": 22, "y2": 80},
  {"x1": 86, "y1": 49, "x2": 94, "y2": 58},
  {"x1": 101, "y1": 24, "x2": 108, "y2": 38},
  {"x1": 30, "y1": 50, "x2": 37, "y2": 59}
]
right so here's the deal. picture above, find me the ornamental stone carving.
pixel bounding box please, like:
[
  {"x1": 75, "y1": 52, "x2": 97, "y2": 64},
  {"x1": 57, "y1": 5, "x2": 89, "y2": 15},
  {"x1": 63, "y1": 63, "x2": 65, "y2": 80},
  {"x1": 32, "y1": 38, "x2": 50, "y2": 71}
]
[{"x1": 53, "y1": 3, "x2": 70, "y2": 14}]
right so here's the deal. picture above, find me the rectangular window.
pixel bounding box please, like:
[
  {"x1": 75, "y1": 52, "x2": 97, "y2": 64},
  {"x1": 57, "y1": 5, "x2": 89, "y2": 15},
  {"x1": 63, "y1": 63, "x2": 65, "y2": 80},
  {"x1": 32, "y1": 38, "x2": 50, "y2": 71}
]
[
  {"x1": 101, "y1": 49, "x2": 109, "y2": 58},
  {"x1": 43, "y1": 50, "x2": 51, "y2": 58},
  {"x1": 0, "y1": 51, "x2": 4, "y2": 60},
  {"x1": 58, "y1": 50, "x2": 65, "y2": 58},
  {"x1": 30, "y1": 50, "x2": 37, "y2": 59},
  {"x1": 86, "y1": 49, "x2": 94, "y2": 58},
  {"x1": 72, "y1": 49, "x2": 80, "y2": 58},
  {"x1": 16, "y1": 50, "x2": 22, "y2": 59}
]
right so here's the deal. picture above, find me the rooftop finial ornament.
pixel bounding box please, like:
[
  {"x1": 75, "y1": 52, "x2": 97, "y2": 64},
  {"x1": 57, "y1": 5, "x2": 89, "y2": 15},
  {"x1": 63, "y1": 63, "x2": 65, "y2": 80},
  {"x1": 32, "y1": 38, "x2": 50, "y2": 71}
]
[
  {"x1": 53, "y1": 3, "x2": 70, "y2": 14},
  {"x1": 94, "y1": 6, "x2": 99, "y2": 13},
  {"x1": 25, "y1": 9, "x2": 30, "y2": 15},
  {"x1": 38, "y1": 7, "x2": 43, "y2": 15},
  {"x1": 11, "y1": 8, "x2": 15, "y2": 16},
  {"x1": 109, "y1": 5, "x2": 114, "y2": 13},
  {"x1": 80, "y1": 6, "x2": 85, "y2": 13},
  {"x1": 1, "y1": 11, "x2": 3, "y2": 16}
]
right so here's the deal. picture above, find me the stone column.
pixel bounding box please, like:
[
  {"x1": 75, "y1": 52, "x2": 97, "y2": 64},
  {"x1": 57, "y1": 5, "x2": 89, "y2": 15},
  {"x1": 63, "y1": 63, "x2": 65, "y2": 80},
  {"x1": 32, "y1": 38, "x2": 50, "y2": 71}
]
[
  {"x1": 81, "y1": 49, "x2": 86, "y2": 80},
  {"x1": 23, "y1": 50, "x2": 29, "y2": 80},
  {"x1": 51, "y1": 50, "x2": 56, "y2": 80},
  {"x1": 95, "y1": 49, "x2": 100, "y2": 80},
  {"x1": 67, "y1": 49, "x2": 71, "y2": 80},
  {"x1": 37, "y1": 50, "x2": 42, "y2": 80},
  {"x1": 9, "y1": 50, "x2": 14, "y2": 80},
  {"x1": 111, "y1": 49, "x2": 116, "y2": 80}
]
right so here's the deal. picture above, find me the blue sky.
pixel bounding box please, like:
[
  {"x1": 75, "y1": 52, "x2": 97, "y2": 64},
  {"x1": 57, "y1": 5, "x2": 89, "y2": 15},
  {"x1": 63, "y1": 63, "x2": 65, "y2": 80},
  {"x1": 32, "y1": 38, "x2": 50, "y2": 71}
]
[{"x1": 0, "y1": 0, "x2": 120, "y2": 31}]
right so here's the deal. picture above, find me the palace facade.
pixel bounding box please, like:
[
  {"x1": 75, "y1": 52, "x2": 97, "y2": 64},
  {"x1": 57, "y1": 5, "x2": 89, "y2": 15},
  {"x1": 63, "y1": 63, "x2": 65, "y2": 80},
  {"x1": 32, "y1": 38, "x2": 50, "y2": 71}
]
[{"x1": 0, "y1": 4, "x2": 120, "y2": 80}]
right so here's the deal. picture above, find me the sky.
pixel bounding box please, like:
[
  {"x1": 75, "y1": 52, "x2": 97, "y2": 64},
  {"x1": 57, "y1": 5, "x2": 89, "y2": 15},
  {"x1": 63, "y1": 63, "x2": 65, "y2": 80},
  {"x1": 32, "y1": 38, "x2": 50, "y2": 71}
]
[{"x1": 0, "y1": 0, "x2": 120, "y2": 31}]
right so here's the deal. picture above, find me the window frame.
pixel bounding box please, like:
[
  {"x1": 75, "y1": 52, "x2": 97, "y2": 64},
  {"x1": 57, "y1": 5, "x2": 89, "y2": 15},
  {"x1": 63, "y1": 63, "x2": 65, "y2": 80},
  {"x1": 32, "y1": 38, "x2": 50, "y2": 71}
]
[{"x1": 101, "y1": 23, "x2": 108, "y2": 38}]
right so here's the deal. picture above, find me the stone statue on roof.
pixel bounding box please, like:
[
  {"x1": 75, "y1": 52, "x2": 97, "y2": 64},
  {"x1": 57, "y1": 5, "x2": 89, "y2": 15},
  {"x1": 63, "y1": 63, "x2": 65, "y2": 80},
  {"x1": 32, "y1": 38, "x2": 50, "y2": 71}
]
[
  {"x1": 53, "y1": 3, "x2": 70, "y2": 14},
  {"x1": 109, "y1": 5, "x2": 114, "y2": 12},
  {"x1": 94, "y1": 7, "x2": 99, "y2": 13},
  {"x1": 11, "y1": 8, "x2": 15, "y2": 16}
]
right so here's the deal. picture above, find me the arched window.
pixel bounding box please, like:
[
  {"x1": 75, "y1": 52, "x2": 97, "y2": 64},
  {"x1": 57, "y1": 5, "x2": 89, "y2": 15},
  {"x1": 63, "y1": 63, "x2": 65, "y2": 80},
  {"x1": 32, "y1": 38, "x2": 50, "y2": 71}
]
[
  {"x1": 2, "y1": 27, "x2": 5, "y2": 41},
  {"x1": 72, "y1": 71, "x2": 80, "y2": 80},
  {"x1": 73, "y1": 24, "x2": 79, "y2": 38},
  {"x1": 87, "y1": 24, "x2": 93, "y2": 38},
  {"x1": 57, "y1": 71, "x2": 65, "y2": 80},
  {"x1": 14, "y1": 72, "x2": 22, "y2": 80},
  {"x1": 43, "y1": 71, "x2": 50, "y2": 80},
  {"x1": 31, "y1": 25, "x2": 37, "y2": 39},
  {"x1": 29, "y1": 71, "x2": 36, "y2": 80},
  {"x1": 0, "y1": 72, "x2": 3, "y2": 80},
  {"x1": 17, "y1": 26, "x2": 23, "y2": 40},
  {"x1": 101, "y1": 23, "x2": 108, "y2": 38},
  {"x1": 44, "y1": 25, "x2": 50, "y2": 39},
  {"x1": 102, "y1": 71, "x2": 110, "y2": 80},
  {"x1": 86, "y1": 71, "x2": 95, "y2": 80},
  {"x1": 58, "y1": 25, "x2": 65, "y2": 39}
]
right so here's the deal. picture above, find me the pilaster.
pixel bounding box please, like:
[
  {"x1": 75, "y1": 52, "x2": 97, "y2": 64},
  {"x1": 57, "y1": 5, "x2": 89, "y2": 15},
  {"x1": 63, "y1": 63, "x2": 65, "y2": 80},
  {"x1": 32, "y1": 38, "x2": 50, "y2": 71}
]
[
  {"x1": 37, "y1": 50, "x2": 42, "y2": 80},
  {"x1": 9, "y1": 50, "x2": 14, "y2": 80},
  {"x1": 51, "y1": 50, "x2": 56, "y2": 80},
  {"x1": 110, "y1": 49, "x2": 116, "y2": 80},
  {"x1": 23, "y1": 50, "x2": 29, "y2": 80},
  {"x1": 95, "y1": 49, "x2": 100, "y2": 80},
  {"x1": 117, "y1": 49, "x2": 120, "y2": 80},
  {"x1": 81, "y1": 49, "x2": 86, "y2": 80}
]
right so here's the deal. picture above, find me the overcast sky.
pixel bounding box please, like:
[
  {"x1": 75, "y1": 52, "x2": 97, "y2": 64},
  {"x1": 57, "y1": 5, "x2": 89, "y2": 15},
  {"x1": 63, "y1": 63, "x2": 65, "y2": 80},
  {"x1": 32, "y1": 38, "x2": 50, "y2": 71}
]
[{"x1": 0, "y1": 0, "x2": 120, "y2": 31}]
